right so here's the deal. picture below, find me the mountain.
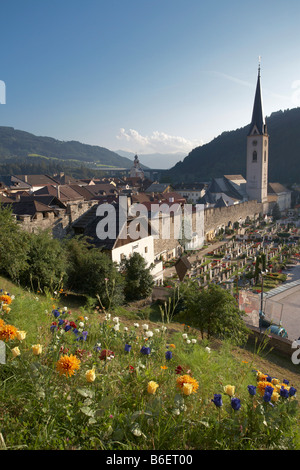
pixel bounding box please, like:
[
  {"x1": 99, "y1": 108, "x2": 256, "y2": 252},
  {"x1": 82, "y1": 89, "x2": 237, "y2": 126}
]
[
  {"x1": 116, "y1": 150, "x2": 185, "y2": 169},
  {"x1": 164, "y1": 108, "x2": 300, "y2": 185},
  {"x1": 0, "y1": 127, "x2": 136, "y2": 169}
]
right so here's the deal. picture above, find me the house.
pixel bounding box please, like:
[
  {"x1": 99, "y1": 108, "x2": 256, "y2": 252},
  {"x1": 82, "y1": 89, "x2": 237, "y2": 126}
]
[
  {"x1": 72, "y1": 201, "x2": 164, "y2": 285},
  {"x1": 268, "y1": 183, "x2": 292, "y2": 212},
  {"x1": 173, "y1": 182, "x2": 206, "y2": 203}
]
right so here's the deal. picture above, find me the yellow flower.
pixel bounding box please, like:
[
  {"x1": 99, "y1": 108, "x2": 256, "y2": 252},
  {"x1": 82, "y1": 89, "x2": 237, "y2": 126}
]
[
  {"x1": 161, "y1": 365, "x2": 168, "y2": 370},
  {"x1": 2, "y1": 305, "x2": 11, "y2": 313},
  {"x1": 32, "y1": 344, "x2": 43, "y2": 355},
  {"x1": 56, "y1": 354, "x2": 81, "y2": 377},
  {"x1": 176, "y1": 374, "x2": 199, "y2": 394},
  {"x1": 271, "y1": 378, "x2": 280, "y2": 385},
  {"x1": 147, "y1": 381, "x2": 159, "y2": 394},
  {"x1": 16, "y1": 330, "x2": 26, "y2": 341},
  {"x1": 271, "y1": 391, "x2": 280, "y2": 402},
  {"x1": 224, "y1": 385, "x2": 235, "y2": 397},
  {"x1": 183, "y1": 383, "x2": 193, "y2": 396},
  {"x1": 11, "y1": 346, "x2": 21, "y2": 358},
  {"x1": 168, "y1": 344, "x2": 176, "y2": 349},
  {"x1": 0, "y1": 324, "x2": 18, "y2": 342},
  {"x1": 257, "y1": 380, "x2": 275, "y2": 396},
  {"x1": 85, "y1": 369, "x2": 96, "y2": 383},
  {"x1": 0, "y1": 318, "x2": 5, "y2": 329}
]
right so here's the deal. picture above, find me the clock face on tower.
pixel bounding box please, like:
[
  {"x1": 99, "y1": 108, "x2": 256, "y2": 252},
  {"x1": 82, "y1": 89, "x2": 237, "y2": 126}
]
[{"x1": 252, "y1": 140, "x2": 257, "y2": 146}]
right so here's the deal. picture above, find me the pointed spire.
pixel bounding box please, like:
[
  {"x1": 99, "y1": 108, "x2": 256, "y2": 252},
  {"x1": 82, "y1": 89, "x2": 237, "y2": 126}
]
[{"x1": 248, "y1": 59, "x2": 266, "y2": 136}]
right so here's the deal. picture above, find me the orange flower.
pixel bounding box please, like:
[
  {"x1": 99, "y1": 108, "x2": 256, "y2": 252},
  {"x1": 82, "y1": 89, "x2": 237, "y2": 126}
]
[
  {"x1": 257, "y1": 380, "x2": 275, "y2": 396},
  {"x1": 0, "y1": 294, "x2": 12, "y2": 305},
  {"x1": 0, "y1": 324, "x2": 18, "y2": 342},
  {"x1": 176, "y1": 374, "x2": 199, "y2": 393},
  {"x1": 56, "y1": 354, "x2": 81, "y2": 377},
  {"x1": 0, "y1": 318, "x2": 5, "y2": 329}
]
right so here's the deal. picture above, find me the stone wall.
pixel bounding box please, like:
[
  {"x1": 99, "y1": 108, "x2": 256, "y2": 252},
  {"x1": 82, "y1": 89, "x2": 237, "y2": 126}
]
[
  {"x1": 17, "y1": 201, "x2": 98, "y2": 239},
  {"x1": 203, "y1": 200, "x2": 264, "y2": 235}
]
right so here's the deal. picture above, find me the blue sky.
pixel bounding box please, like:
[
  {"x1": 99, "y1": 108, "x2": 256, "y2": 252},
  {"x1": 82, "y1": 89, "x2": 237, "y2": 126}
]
[{"x1": 1, "y1": 0, "x2": 300, "y2": 167}]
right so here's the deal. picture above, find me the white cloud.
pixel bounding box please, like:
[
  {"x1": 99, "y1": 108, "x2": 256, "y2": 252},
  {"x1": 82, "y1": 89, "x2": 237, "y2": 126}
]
[{"x1": 116, "y1": 128, "x2": 202, "y2": 154}]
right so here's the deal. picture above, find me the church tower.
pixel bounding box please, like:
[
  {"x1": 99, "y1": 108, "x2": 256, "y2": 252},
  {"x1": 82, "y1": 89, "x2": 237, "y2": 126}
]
[{"x1": 246, "y1": 63, "x2": 268, "y2": 204}]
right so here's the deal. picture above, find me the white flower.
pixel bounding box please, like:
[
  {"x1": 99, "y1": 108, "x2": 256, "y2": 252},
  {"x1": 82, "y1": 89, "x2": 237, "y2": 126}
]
[
  {"x1": 145, "y1": 330, "x2": 153, "y2": 337},
  {"x1": 63, "y1": 307, "x2": 68, "y2": 311},
  {"x1": 123, "y1": 327, "x2": 128, "y2": 331},
  {"x1": 161, "y1": 326, "x2": 167, "y2": 332},
  {"x1": 182, "y1": 334, "x2": 188, "y2": 340},
  {"x1": 79, "y1": 322, "x2": 84, "y2": 328},
  {"x1": 113, "y1": 324, "x2": 120, "y2": 331},
  {"x1": 142, "y1": 324, "x2": 149, "y2": 330},
  {"x1": 105, "y1": 313, "x2": 111, "y2": 321},
  {"x1": 186, "y1": 340, "x2": 191, "y2": 344},
  {"x1": 113, "y1": 317, "x2": 119, "y2": 323},
  {"x1": 191, "y1": 339, "x2": 197, "y2": 344},
  {"x1": 45, "y1": 310, "x2": 48, "y2": 314},
  {"x1": 205, "y1": 347, "x2": 211, "y2": 353},
  {"x1": 154, "y1": 329, "x2": 160, "y2": 333},
  {"x1": 134, "y1": 323, "x2": 139, "y2": 328}
]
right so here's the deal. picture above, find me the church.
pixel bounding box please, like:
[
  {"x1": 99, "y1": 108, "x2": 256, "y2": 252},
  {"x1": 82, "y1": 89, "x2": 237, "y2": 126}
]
[{"x1": 199, "y1": 64, "x2": 291, "y2": 214}]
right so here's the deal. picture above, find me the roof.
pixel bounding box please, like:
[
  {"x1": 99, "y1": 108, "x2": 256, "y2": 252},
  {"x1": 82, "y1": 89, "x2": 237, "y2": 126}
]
[
  {"x1": 145, "y1": 182, "x2": 171, "y2": 193},
  {"x1": 208, "y1": 177, "x2": 244, "y2": 201},
  {"x1": 10, "y1": 200, "x2": 55, "y2": 217},
  {"x1": 14, "y1": 174, "x2": 59, "y2": 186},
  {"x1": 214, "y1": 196, "x2": 228, "y2": 208},
  {"x1": 248, "y1": 70, "x2": 266, "y2": 136},
  {"x1": 33, "y1": 184, "x2": 84, "y2": 201},
  {"x1": 268, "y1": 183, "x2": 291, "y2": 195}
]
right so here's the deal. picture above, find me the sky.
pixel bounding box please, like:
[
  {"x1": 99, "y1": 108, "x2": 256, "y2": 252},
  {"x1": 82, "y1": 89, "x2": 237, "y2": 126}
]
[{"x1": 1, "y1": 0, "x2": 300, "y2": 168}]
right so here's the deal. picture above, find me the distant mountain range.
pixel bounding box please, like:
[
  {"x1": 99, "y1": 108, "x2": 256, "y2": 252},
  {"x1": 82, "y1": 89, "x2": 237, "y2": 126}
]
[
  {"x1": 0, "y1": 126, "x2": 136, "y2": 170},
  {"x1": 164, "y1": 108, "x2": 300, "y2": 186}
]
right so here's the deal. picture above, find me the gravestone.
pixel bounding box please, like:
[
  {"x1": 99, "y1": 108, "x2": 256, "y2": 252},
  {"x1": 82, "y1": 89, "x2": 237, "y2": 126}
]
[{"x1": 0, "y1": 341, "x2": 5, "y2": 364}]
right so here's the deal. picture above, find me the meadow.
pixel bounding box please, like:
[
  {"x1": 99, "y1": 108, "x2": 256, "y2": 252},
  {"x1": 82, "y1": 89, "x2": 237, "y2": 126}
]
[{"x1": 0, "y1": 276, "x2": 299, "y2": 451}]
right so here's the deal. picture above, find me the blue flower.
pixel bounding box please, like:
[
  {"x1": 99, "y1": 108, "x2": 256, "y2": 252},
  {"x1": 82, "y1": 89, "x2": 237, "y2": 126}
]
[
  {"x1": 140, "y1": 346, "x2": 151, "y2": 355},
  {"x1": 247, "y1": 385, "x2": 256, "y2": 396},
  {"x1": 289, "y1": 386, "x2": 297, "y2": 397},
  {"x1": 265, "y1": 385, "x2": 274, "y2": 396},
  {"x1": 125, "y1": 344, "x2": 132, "y2": 352},
  {"x1": 280, "y1": 387, "x2": 290, "y2": 399},
  {"x1": 64, "y1": 324, "x2": 71, "y2": 332},
  {"x1": 58, "y1": 318, "x2": 64, "y2": 325},
  {"x1": 212, "y1": 394, "x2": 223, "y2": 407},
  {"x1": 283, "y1": 379, "x2": 289, "y2": 385},
  {"x1": 231, "y1": 397, "x2": 241, "y2": 411},
  {"x1": 165, "y1": 350, "x2": 172, "y2": 360},
  {"x1": 53, "y1": 309, "x2": 60, "y2": 318},
  {"x1": 263, "y1": 391, "x2": 272, "y2": 403}
]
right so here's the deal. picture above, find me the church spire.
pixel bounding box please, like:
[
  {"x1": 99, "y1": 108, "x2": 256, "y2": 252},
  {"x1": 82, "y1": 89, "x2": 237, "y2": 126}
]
[{"x1": 248, "y1": 59, "x2": 266, "y2": 136}]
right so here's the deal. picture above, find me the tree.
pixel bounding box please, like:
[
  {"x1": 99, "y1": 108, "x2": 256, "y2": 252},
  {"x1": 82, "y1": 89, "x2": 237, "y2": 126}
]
[
  {"x1": 179, "y1": 282, "x2": 249, "y2": 344},
  {"x1": 64, "y1": 236, "x2": 124, "y2": 308},
  {"x1": 0, "y1": 204, "x2": 29, "y2": 282},
  {"x1": 272, "y1": 203, "x2": 281, "y2": 221},
  {"x1": 21, "y1": 229, "x2": 67, "y2": 291},
  {"x1": 120, "y1": 252, "x2": 154, "y2": 302}
]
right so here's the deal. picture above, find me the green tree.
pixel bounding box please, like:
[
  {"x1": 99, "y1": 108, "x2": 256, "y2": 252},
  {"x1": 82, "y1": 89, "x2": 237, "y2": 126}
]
[
  {"x1": 272, "y1": 203, "x2": 281, "y2": 221},
  {"x1": 0, "y1": 204, "x2": 29, "y2": 282},
  {"x1": 21, "y1": 229, "x2": 67, "y2": 291},
  {"x1": 179, "y1": 282, "x2": 249, "y2": 344},
  {"x1": 120, "y1": 252, "x2": 154, "y2": 302},
  {"x1": 65, "y1": 236, "x2": 124, "y2": 308}
]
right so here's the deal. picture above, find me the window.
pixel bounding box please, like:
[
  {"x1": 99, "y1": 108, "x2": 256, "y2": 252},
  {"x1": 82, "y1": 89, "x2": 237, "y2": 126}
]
[
  {"x1": 144, "y1": 246, "x2": 148, "y2": 253},
  {"x1": 252, "y1": 151, "x2": 257, "y2": 162},
  {"x1": 264, "y1": 151, "x2": 266, "y2": 162}
]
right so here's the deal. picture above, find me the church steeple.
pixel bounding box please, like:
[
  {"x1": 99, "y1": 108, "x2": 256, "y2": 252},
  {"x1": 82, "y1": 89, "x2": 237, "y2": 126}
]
[{"x1": 248, "y1": 61, "x2": 267, "y2": 136}]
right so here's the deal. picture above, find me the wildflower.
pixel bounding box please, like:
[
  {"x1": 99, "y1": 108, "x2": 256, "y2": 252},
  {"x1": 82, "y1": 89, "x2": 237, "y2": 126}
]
[
  {"x1": 161, "y1": 366, "x2": 168, "y2": 370},
  {"x1": 283, "y1": 379, "x2": 289, "y2": 385},
  {"x1": 32, "y1": 344, "x2": 43, "y2": 355},
  {"x1": 0, "y1": 318, "x2": 5, "y2": 328},
  {"x1": 186, "y1": 340, "x2": 191, "y2": 344},
  {"x1": 0, "y1": 324, "x2": 18, "y2": 342},
  {"x1": 142, "y1": 324, "x2": 149, "y2": 331},
  {"x1": 175, "y1": 365, "x2": 184, "y2": 374},
  {"x1": 289, "y1": 386, "x2": 297, "y2": 397},
  {"x1": 145, "y1": 330, "x2": 153, "y2": 338},
  {"x1": 78, "y1": 322, "x2": 85, "y2": 328},
  {"x1": 271, "y1": 378, "x2": 280, "y2": 385},
  {"x1": 271, "y1": 391, "x2": 280, "y2": 402},
  {"x1": 205, "y1": 347, "x2": 211, "y2": 353},
  {"x1": 280, "y1": 387, "x2": 290, "y2": 399},
  {"x1": 147, "y1": 381, "x2": 159, "y2": 394},
  {"x1": 0, "y1": 294, "x2": 12, "y2": 305},
  {"x1": 100, "y1": 349, "x2": 114, "y2": 360},
  {"x1": 182, "y1": 383, "x2": 193, "y2": 396},
  {"x1": 263, "y1": 392, "x2": 273, "y2": 403},
  {"x1": 168, "y1": 344, "x2": 176, "y2": 349},
  {"x1": 257, "y1": 380, "x2": 275, "y2": 397},
  {"x1": 16, "y1": 330, "x2": 26, "y2": 341},
  {"x1": 191, "y1": 339, "x2": 197, "y2": 344},
  {"x1": 182, "y1": 334, "x2": 188, "y2": 340},
  {"x1": 140, "y1": 345, "x2": 151, "y2": 355},
  {"x1": 165, "y1": 350, "x2": 172, "y2": 360},
  {"x1": 11, "y1": 346, "x2": 21, "y2": 358},
  {"x1": 124, "y1": 344, "x2": 132, "y2": 352},
  {"x1": 231, "y1": 397, "x2": 241, "y2": 411},
  {"x1": 113, "y1": 324, "x2": 120, "y2": 332},
  {"x1": 224, "y1": 385, "x2": 235, "y2": 397},
  {"x1": 161, "y1": 326, "x2": 167, "y2": 332},
  {"x1": 85, "y1": 369, "x2": 96, "y2": 383},
  {"x1": 133, "y1": 323, "x2": 139, "y2": 328},
  {"x1": 112, "y1": 317, "x2": 119, "y2": 323},
  {"x1": 176, "y1": 374, "x2": 199, "y2": 394},
  {"x1": 247, "y1": 385, "x2": 256, "y2": 396},
  {"x1": 212, "y1": 394, "x2": 223, "y2": 407},
  {"x1": 56, "y1": 354, "x2": 81, "y2": 378}
]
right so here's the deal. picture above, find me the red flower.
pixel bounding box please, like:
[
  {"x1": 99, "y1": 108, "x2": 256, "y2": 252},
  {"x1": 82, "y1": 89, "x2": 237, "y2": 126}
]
[
  {"x1": 100, "y1": 349, "x2": 114, "y2": 360},
  {"x1": 175, "y1": 365, "x2": 184, "y2": 374}
]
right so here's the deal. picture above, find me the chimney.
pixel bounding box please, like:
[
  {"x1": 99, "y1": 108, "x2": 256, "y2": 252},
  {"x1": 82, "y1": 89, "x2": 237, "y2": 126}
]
[
  {"x1": 57, "y1": 185, "x2": 60, "y2": 199},
  {"x1": 24, "y1": 175, "x2": 28, "y2": 183}
]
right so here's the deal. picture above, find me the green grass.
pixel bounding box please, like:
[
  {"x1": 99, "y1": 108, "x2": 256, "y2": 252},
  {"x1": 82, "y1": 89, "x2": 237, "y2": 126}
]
[{"x1": 0, "y1": 277, "x2": 299, "y2": 450}]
